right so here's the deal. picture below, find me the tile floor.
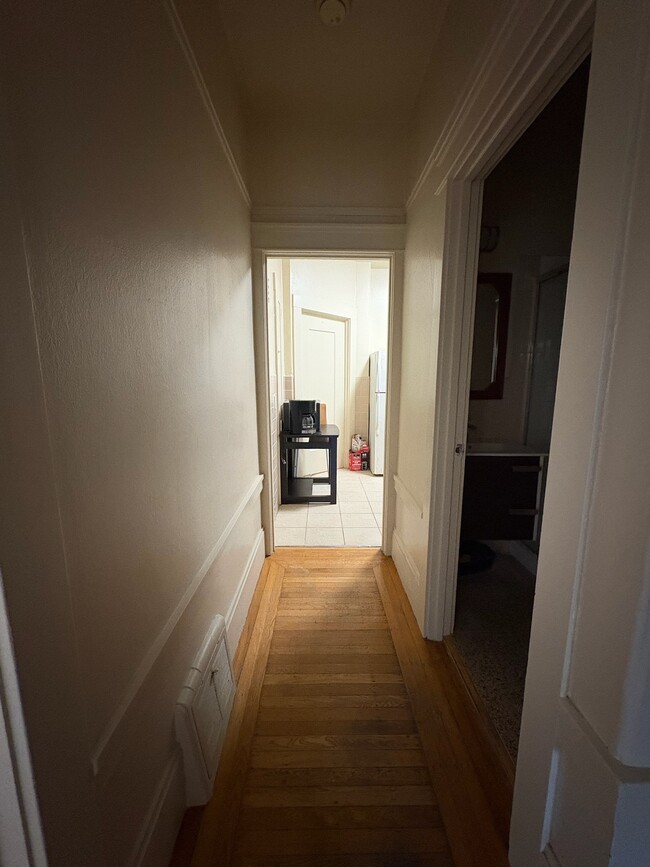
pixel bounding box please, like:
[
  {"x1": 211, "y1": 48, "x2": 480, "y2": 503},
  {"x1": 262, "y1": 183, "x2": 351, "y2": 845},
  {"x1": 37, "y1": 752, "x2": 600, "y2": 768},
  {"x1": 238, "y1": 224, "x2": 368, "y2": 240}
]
[{"x1": 274, "y1": 467, "x2": 384, "y2": 547}]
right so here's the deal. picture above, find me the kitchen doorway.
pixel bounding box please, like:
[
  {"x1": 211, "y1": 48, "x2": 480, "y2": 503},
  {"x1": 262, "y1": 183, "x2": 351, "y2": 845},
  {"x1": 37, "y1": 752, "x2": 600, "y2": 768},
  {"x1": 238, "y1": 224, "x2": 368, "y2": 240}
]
[{"x1": 263, "y1": 256, "x2": 391, "y2": 549}]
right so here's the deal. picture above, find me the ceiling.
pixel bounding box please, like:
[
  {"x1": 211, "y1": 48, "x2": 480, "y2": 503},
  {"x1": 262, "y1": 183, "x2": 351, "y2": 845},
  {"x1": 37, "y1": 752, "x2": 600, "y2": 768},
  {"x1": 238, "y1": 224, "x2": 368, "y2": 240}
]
[{"x1": 217, "y1": 0, "x2": 449, "y2": 124}]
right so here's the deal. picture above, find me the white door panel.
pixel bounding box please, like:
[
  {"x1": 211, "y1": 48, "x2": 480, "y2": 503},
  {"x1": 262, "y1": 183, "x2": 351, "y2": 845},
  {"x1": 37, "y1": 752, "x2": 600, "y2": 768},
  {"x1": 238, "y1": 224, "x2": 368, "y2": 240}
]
[{"x1": 295, "y1": 311, "x2": 347, "y2": 473}]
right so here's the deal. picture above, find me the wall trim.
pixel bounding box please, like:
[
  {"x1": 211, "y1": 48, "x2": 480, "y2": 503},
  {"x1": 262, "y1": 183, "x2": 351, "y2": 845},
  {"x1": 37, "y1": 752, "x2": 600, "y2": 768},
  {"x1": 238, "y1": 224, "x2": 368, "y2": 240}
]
[
  {"x1": 91, "y1": 474, "x2": 263, "y2": 776},
  {"x1": 391, "y1": 529, "x2": 422, "y2": 592},
  {"x1": 393, "y1": 474, "x2": 424, "y2": 519},
  {"x1": 407, "y1": 0, "x2": 594, "y2": 207},
  {"x1": 164, "y1": 0, "x2": 251, "y2": 208},
  {"x1": 251, "y1": 221, "x2": 406, "y2": 252},
  {"x1": 224, "y1": 528, "x2": 265, "y2": 653},
  {"x1": 251, "y1": 206, "x2": 407, "y2": 225},
  {"x1": 128, "y1": 752, "x2": 182, "y2": 867}
]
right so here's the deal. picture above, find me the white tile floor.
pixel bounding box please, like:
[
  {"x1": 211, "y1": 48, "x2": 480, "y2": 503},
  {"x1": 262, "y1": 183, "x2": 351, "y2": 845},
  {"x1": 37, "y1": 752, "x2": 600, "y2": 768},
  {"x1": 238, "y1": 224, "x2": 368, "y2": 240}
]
[{"x1": 275, "y1": 468, "x2": 384, "y2": 547}]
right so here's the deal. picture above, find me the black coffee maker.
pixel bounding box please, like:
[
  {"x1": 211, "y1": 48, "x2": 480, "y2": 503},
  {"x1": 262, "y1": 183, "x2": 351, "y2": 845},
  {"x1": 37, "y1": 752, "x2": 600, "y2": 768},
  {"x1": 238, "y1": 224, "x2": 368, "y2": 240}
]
[{"x1": 282, "y1": 400, "x2": 321, "y2": 434}]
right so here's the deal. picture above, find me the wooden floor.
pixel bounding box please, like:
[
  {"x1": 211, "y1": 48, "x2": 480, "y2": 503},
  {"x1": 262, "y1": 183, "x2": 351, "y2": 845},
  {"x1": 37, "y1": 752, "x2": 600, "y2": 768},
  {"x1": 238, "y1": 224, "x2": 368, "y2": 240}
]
[{"x1": 186, "y1": 549, "x2": 512, "y2": 867}]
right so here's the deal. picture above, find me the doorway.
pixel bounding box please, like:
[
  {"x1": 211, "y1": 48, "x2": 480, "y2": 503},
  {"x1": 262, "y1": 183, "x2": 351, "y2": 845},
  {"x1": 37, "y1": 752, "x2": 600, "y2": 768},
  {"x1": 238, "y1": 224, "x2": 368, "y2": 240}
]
[
  {"x1": 447, "y1": 59, "x2": 590, "y2": 761},
  {"x1": 264, "y1": 256, "x2": 391, "y2": 549}
]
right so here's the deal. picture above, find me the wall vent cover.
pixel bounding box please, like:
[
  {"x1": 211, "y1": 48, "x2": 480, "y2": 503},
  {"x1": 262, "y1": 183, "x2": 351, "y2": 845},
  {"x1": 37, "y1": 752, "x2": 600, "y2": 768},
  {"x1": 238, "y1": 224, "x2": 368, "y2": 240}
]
[{"x1": 175, "y1": 615, "x2": 234, "y2": 805}]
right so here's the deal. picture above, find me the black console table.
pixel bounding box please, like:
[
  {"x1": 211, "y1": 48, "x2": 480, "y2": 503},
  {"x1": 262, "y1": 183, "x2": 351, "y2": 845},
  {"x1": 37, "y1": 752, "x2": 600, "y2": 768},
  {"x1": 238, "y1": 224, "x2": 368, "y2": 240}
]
[{"x1": 280, "y1": 425, "x2": 340, "y2": 504}]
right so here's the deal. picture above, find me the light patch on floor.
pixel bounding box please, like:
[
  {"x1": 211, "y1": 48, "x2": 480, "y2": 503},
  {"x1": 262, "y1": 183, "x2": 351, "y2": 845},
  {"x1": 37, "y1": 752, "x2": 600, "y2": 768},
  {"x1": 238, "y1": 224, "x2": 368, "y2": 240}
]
[{"x1": 275, "y1": 468, "x2": 383, "y2": 547}]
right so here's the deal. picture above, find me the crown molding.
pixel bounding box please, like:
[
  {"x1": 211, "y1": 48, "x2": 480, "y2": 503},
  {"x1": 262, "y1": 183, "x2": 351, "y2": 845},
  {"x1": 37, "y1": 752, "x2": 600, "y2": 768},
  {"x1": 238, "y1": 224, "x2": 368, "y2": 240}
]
[
  {"x1": 164, "y1": 0, "x2": 252, "y2": 209},
  {"x1": 251, "y1": 220, "x2": 406, "y2": 252},
  {"x1": 251, "y1": 206, "x2": 407, "y2": 225},
  {"x1": 407, "y1": 0, "x2": 594, "y2": 207}
]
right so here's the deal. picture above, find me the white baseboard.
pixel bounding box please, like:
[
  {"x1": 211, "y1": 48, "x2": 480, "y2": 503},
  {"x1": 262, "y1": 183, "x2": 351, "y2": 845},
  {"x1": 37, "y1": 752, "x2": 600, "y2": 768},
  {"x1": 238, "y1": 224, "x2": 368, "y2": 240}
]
[
  {"x1": 225, "y1": 528, "x2": 266, "y2": 656},
  {"x1": 129, "y1": 753, "x2": 184, "y2": 867}
]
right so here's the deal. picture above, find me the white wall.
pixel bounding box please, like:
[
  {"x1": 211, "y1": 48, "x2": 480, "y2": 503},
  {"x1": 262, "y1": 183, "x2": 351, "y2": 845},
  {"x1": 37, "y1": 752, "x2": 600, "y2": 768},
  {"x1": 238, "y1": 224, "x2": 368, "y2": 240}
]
[
  {"x1": 0, "y1": 1, "x2": 261, "y2": 864},
  {"x1": 246, "y1": 118, "x2": 408, "y2": 210},
  {"x1": 470, "y1": 61, "x2": 588, "y2": 444}
]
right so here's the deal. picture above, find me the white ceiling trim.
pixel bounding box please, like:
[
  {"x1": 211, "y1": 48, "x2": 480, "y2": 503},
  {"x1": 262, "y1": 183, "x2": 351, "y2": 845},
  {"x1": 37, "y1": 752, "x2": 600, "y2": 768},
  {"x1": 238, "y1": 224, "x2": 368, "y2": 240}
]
[
  {"x1": 164, "y1": 0, "x2": 252, "y2": 209},
  {"x1": 251, "y1": 221, "x2": 406, "y2": 252},
  {"x1": 251, "y1": 206, "x2": 406, "y2": 225},
  {"x1": 406, "y1": 0, "x2": 594, "y2": 208}
]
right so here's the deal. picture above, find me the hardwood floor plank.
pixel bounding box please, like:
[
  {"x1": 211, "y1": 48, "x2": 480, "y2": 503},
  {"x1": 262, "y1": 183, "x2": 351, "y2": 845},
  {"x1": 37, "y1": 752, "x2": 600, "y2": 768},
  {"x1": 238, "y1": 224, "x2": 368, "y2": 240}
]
[
  {"x1": 259, "y1": 694, "x2": 410, "y2": 709},
  {"x1": 252, "y1": 734, "x2": 421, "y2": 751},
  {"x1": 265, "y1": 661, "x2": 402, "y2": 675},
  {"x1": 261, "y1": 681, "x2": 407, "y2": 697},
  {"x1": 269, "y1": 642, "x2": 394, "y2": 655},
  {"x1": 242, "y1": 785, "x2": 436, "y2": 808},
  {"x1": 258, "y1": 704, "x2": 413, "y2": 719},
  {"x1": 255, "y1": 718, "x2": 416, "y2": 735},
  {"x1": 237, "y1": 804, "x2": 441, "y2": 830},
  {"x1": 275, "y1": 606, "x2": 385, "y2": 616},
  {"x1": 244, "y1": 766, "x2": 432, "y2": 789},
  {"x1": 233, "y1": 827, "x2": 450, "y2": 857},
  {"x1": 233, "y1": 854, "x2": 452, "y2": 867},
  {"x1": 249, "y1": 749, "x2": 427, "y2": 769},
  {"x1": 278, "y1": 596, "x2": 384, "y2": 614},
  {"x1": 282, "y1": 576, "x2": 378, "y2": 584},
  {"x1": 270, "y1": 630, "x2": 391, "y2": 646},
  {"x1": 263, "y1": 673, "x2": 404, "y2": 685},
  {"x1": 266, "y1": 652, "x2": 399, "y2": 666},
  {"x1": 274, "y1": 618, "x2": 388, "y2": 630}
]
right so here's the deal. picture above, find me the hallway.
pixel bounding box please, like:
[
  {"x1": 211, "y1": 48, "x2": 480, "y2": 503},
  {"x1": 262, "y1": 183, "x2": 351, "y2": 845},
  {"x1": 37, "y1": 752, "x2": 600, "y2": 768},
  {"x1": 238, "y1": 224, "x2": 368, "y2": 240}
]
[{"x1": 187, "y1": 549, "x2": 512, "y2": 866}]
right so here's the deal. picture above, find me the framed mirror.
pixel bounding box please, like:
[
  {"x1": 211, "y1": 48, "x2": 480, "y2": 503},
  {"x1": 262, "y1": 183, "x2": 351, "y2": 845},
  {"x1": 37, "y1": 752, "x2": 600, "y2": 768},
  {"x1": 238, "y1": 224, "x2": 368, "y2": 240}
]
[{"x1": 470, "y1": 272, "x2": 511, "y2": 400}]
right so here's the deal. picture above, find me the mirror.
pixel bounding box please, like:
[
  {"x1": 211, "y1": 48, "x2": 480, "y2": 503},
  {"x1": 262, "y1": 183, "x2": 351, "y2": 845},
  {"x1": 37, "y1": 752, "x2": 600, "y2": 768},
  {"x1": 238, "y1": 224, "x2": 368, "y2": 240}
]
[{"x1": 470, "y1": 273, "x2": 511, "y2": 400}]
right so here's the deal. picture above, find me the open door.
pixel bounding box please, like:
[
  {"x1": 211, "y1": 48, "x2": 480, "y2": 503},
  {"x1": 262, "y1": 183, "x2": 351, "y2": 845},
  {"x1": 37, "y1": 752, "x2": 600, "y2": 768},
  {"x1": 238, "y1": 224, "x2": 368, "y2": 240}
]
[{"x1": 293, "y1": 308, "x2": 348, "y2": 474}]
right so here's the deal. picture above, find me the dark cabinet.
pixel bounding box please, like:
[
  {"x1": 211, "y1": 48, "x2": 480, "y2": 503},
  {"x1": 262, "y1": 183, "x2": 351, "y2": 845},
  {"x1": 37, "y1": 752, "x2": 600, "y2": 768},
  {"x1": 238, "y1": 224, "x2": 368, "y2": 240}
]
[{"x1": 460, "y1": 454, "x2": 544, "y2": 540}]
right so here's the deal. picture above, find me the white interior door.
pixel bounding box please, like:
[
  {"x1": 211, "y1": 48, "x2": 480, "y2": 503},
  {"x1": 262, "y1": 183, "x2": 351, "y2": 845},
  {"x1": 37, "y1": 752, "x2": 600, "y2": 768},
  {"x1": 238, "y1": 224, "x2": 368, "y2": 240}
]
[{"x1": 294, "y1": 310, "x2": 347, "y2": 473}]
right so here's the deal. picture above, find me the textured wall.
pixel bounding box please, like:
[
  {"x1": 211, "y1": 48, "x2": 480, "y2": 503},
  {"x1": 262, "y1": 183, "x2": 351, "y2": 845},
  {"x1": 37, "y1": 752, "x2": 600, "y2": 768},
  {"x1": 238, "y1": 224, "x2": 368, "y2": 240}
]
[{"x1": 1, "y1": 0, "x2": 259, "y2": 862}]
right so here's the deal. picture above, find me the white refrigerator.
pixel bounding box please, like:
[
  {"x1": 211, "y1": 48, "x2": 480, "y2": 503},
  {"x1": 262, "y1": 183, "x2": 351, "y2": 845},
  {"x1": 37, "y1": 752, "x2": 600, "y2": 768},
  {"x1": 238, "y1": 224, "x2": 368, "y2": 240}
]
[{"x1": 369, "y1": 350, "x2": 387, "y2": 475}]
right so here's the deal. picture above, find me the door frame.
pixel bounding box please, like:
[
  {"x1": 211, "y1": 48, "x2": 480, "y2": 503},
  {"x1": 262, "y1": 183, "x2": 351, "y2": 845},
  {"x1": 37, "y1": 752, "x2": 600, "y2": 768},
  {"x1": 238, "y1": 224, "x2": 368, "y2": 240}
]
[
  {"x1": 293, "y1": 306, "x2": 351, "y2": 469},
  {"x1": 424, "y1": 3, "x2": 594, "y2": 641},
  {"x1": 253, "y1": 245, "x2": 404, "y2": 556}
]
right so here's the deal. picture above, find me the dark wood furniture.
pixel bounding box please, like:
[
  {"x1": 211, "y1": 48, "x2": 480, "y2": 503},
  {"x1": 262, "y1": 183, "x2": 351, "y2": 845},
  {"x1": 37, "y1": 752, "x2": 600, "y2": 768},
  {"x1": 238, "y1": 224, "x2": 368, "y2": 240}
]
[{"x1": 280, "y1": 424, "x2": 339, "y2": 504}]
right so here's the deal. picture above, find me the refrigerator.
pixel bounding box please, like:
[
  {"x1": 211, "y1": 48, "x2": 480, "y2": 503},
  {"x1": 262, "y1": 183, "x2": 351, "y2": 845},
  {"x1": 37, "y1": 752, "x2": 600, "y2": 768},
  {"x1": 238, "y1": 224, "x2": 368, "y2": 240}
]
[{"x1": 369, "y1": 350, "x2": 387, "y2": 475}]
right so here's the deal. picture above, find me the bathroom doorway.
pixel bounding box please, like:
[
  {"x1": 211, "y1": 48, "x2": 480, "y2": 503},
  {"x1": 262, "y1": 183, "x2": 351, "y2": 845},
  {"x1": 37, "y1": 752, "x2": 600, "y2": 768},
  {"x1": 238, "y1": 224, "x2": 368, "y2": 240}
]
[{"x1": 447, "y1": 58, "x2": 590, "y2": 762}]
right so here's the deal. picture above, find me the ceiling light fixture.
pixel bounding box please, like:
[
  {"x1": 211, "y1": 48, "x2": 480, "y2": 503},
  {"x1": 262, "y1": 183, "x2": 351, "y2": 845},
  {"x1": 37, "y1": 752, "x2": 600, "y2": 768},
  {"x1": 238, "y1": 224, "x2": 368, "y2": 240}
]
[{"x1": 318, "y1": 0, "x2": 350, "y2": 27}]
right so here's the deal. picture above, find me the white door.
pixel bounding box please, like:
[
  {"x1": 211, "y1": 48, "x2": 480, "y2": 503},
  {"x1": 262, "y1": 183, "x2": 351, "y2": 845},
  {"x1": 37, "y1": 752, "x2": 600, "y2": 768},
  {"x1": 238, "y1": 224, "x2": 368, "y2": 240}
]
[{"x1": 294, "y1": 310, "x2": 347, "y2": 473}]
